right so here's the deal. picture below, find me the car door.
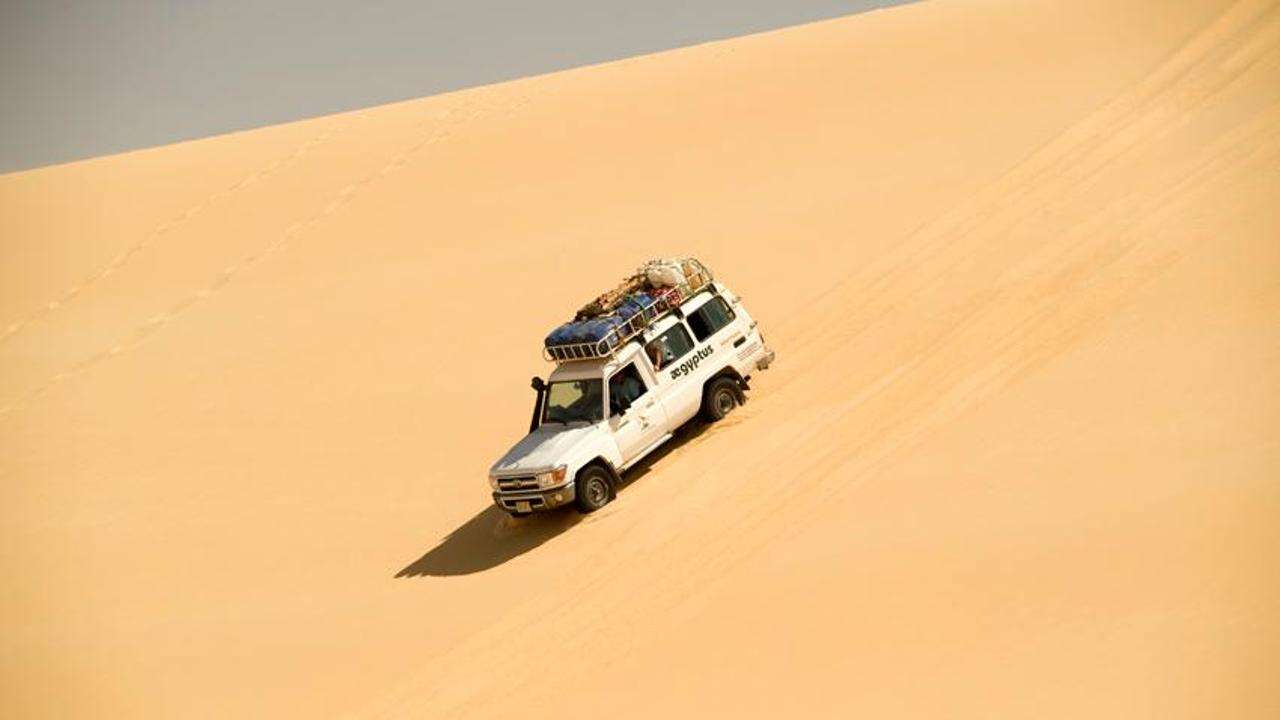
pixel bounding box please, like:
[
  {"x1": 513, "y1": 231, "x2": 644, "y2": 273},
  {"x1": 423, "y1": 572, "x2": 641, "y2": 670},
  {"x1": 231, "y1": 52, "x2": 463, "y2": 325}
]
[
  {"x1": 643, "y1": 321, "x2": 703, "y2": 425},
  {"x1": 607, "y1": 361, "x2": 668, "y2": 465}
]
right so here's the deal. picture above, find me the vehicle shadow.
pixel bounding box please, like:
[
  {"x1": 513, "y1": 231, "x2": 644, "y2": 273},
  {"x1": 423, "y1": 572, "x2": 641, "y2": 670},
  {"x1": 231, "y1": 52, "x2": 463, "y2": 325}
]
[
  {"x1": 395, "y1": 506, "x2": 582, "y2": 577},
  {"x1": 395, "y1": 420, "x2": 714, "y2": 578}
]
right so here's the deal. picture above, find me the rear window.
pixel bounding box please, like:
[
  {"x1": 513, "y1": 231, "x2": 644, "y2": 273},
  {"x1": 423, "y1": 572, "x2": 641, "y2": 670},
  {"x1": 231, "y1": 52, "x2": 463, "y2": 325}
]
[
  {"x1": 687, "y1": 296, "x2": 736, "y2": 342},
  {"x1": 644, "y1": 324, "x2": 694, "y2": 371}
]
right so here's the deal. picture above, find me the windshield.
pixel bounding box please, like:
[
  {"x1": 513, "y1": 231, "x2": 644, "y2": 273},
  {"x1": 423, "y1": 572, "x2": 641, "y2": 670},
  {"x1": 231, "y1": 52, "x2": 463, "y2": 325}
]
[{"x1": 542, "y1": 379, "x2": 604, "y2": 424}]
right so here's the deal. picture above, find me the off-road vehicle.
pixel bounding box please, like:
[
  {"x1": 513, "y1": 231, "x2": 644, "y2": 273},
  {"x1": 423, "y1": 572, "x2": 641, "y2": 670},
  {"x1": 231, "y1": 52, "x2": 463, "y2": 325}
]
[{"x1": 488, "y1": 259, "x2": 774, "y2": 516}]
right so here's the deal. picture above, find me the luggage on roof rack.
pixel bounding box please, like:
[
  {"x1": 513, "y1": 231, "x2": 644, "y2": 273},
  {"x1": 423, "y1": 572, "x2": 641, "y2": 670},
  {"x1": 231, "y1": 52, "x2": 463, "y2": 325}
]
[{"x1": 543, "y1": 257, "x2": 713, "y2": 363}]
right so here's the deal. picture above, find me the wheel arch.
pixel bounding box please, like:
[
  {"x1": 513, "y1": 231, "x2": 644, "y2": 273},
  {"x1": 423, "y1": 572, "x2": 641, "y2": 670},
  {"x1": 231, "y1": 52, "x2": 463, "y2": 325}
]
[
  {"x1": 702, "y1": 365, "x2": 747, "y2": 402},
  {"x1": 577, "y1": 456, "x2": 621, "y2": 498}
]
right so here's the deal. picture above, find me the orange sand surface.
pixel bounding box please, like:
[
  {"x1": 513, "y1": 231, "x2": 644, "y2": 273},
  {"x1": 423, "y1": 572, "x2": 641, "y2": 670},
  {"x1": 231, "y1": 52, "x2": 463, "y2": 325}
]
[{"x1": 2, "y1": 0, "x2": 1277, "y2": 717}]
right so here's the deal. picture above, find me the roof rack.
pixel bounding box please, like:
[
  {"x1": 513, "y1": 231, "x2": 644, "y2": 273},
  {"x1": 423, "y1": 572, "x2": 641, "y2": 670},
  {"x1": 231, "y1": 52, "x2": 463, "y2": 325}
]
[
  {"x1": 542, "y1": 286, "x2": 682, "y2": 363},
  {"x1": 543, "y1": 258, "x2": 715, "y2": 364}
]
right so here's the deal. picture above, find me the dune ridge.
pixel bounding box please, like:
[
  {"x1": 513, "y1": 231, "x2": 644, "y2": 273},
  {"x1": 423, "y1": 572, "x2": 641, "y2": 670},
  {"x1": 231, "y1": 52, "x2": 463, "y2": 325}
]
[{"x1": 2, "y1": 0, "x2": 1277, "y2": 717}]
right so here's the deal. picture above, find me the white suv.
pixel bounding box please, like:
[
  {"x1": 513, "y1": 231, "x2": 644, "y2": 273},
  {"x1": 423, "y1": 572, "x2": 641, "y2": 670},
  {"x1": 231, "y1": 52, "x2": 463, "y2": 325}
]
[{"x1": 489, "y1": 281, "x2": 774, "y2": 516}]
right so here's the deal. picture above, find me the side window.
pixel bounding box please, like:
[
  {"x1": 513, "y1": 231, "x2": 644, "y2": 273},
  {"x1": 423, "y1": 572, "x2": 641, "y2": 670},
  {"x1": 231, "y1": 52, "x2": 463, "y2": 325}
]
[
  {"x1": 644, "y1": 324, "x2": 694, "y2": 371},
  {"x1": 687, "y1": 297, "x2": 736, "y2": 342},
  {"x1": 608, "y1": 362, "x2": 648, "y2": 416}
]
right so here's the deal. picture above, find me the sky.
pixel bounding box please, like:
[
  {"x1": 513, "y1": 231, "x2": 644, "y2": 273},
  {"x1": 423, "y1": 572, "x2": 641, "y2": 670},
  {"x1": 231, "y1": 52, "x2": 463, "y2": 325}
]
[{"x1": 0, "y1": 1, "x2": 911, "y2": 173}]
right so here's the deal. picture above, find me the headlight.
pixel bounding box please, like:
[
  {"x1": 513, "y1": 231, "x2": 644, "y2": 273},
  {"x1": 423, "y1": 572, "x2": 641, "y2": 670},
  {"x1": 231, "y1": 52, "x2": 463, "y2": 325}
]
[
  {"x1": 536, "y1": 466, "x2": 567, "y2": 489},
  {"x1": 488, "y1": 476, "x2": 499, "y2": 490}
]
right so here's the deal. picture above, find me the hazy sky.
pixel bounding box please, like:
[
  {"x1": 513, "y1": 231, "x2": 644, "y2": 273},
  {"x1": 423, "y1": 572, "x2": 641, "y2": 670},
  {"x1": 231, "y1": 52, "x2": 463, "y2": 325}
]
[{"x1": 0, "y1": 1, "x2": 911, "y2": 173}]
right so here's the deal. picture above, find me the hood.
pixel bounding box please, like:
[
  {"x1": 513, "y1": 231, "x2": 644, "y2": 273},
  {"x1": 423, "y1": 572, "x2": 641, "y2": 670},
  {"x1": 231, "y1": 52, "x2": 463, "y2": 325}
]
[{"x1": 489, "y1": 423, "x2": 601, "y2": 476}]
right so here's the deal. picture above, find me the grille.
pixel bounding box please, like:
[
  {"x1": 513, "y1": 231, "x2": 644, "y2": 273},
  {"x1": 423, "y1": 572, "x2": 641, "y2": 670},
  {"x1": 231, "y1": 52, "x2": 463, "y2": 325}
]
[{"x1": 497, "y1": 476, "x2": 539, "y2": 492}]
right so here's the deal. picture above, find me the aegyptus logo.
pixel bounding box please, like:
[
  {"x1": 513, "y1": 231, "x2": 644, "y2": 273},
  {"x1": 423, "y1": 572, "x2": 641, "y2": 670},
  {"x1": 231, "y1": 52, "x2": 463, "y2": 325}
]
[{"x1": 670, "y1": 345, "x2": 714, "y2": 380}]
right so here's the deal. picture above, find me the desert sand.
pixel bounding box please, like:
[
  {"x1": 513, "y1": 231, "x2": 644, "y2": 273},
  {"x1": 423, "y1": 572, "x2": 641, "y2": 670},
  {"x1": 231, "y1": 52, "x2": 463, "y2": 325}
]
[{"x1": 2, "y1": 0, "x2": 1277, "y2": 716}]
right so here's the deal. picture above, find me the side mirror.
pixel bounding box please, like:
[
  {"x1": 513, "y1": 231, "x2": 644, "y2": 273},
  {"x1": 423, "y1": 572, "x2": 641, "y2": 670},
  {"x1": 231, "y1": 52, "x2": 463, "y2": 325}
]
[{"x1": 531, "y1": 377, "x2": 546, "y2": 391}]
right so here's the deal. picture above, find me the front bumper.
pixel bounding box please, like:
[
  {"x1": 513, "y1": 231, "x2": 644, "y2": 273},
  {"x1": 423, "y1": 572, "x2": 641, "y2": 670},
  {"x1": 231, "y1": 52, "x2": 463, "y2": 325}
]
[{"x1": 492, "y1": 482, "x2": 576, "y2": 514}]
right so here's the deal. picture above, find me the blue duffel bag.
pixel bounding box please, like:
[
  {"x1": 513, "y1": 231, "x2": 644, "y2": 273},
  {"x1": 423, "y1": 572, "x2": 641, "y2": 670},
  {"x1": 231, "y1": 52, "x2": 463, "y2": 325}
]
[
  {"x1": 545, "y1": 315, "x2": 626, "y2": 349},
  {"x1": 577, "y1": 316, "x2": 625, "y2": 347},
  {"x1": 545, "y1": 322, "x2": 579, "y2": 347},
  {"x1": 614, "y1": 294, "x2": 651, "y2": 322}
]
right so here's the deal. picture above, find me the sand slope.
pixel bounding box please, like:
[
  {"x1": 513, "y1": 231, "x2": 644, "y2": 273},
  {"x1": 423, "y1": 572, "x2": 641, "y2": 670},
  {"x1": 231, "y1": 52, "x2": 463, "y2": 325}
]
[{"x1": 2, "y1": 0, "x2": 1277, "y2": 717}]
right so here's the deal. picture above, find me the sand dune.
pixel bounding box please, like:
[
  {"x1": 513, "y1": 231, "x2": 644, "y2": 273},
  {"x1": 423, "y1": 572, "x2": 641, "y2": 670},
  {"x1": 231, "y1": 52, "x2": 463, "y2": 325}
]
[{"x1": 2, "y1": 0, "x2": 1277, "y2": 717}]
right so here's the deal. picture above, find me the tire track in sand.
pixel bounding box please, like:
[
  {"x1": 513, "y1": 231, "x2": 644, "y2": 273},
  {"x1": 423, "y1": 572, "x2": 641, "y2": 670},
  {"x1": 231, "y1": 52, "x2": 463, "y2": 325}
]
[
  {"x1": 0, "y1": 117, "x2": 361, "y2": 346},
  {"x1": 0, "y1": 87, "x2": 533, "y2": 420}
]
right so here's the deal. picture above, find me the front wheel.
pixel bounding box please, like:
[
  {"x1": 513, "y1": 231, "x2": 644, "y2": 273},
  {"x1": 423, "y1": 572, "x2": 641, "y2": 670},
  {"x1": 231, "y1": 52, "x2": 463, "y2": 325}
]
[{"x1": 575, "y1": 465, "x2": 613, "y2": 513}]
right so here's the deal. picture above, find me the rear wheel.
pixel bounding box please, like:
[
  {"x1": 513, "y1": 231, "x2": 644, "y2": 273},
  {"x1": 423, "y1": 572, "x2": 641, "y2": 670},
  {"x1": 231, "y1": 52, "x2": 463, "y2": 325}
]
[
  {"x1": 702, "y1": 377, "x2": 740, "y2": 422},
  {"x1": 575, "y1": 465, "x2": 613, "y2": 513}
]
